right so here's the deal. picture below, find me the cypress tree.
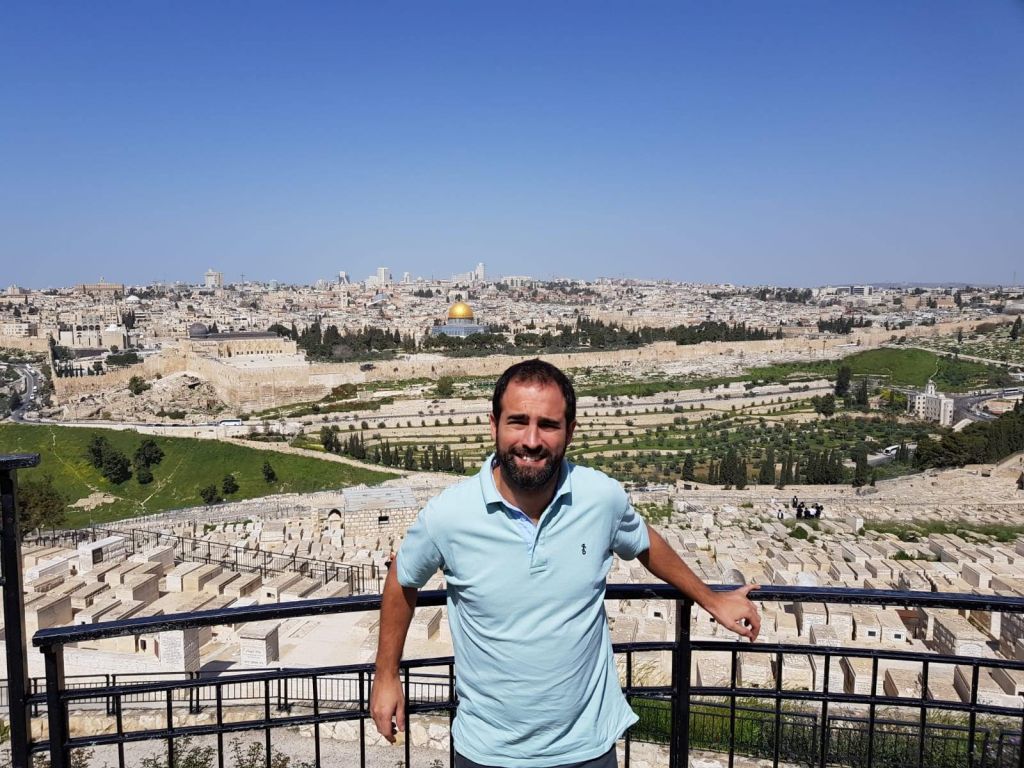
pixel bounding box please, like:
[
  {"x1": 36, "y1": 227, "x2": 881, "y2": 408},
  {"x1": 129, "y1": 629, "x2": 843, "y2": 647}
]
[{"x1": 682, "y1": 453, "x2": 695, "y2": 481}]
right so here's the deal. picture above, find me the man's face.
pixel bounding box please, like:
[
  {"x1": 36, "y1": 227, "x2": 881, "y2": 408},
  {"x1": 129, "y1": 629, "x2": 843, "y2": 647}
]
[{"x1": 490, "y1": 379, "x2": 575, "y2": 491}]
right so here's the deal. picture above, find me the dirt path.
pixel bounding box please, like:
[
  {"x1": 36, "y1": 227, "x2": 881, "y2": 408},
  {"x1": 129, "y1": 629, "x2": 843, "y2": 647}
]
[{"x1": 223, "y1": 437, "x2": 416, "y2": 476}]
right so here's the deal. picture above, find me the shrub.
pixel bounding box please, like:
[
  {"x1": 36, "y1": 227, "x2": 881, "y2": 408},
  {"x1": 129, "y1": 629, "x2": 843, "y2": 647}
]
[{"x1": 199, "y1": 484, "x2": 221, "y2": 505}]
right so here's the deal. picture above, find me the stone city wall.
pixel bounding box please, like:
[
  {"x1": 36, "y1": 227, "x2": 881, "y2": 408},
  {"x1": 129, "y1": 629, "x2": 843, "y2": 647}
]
[
  {"x1": 51, "y1": 354, "x2": 186, "y2": 403},
  {"x1": 51, "y1": 316, "x2": 1009, "y2": 410},
  {"x1": 0, "y1": 336, "x2": 49, "y2": 353}
]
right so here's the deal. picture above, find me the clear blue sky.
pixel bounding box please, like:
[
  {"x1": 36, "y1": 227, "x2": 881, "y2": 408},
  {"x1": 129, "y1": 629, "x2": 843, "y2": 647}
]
[{"x1": 2, "y1": 2, "x2": 1022, "y2": 288}]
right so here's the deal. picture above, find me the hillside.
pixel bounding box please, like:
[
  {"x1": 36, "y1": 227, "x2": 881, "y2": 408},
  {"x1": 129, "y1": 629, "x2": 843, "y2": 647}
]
[{"x1": 0, "y1": 423, "x2": 398, "y2": 527}]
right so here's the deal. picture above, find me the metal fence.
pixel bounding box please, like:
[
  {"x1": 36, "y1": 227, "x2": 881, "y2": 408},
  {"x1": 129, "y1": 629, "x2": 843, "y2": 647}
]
[
  {"x1": 21, "y1": 586, "x2": 1024, "y2": 768},
  {"x1": 26, "y1": 524, "x2": 381, "y2": 594},
  {"x1": 4, "y1": 455, "x2": 1024, "y2": 768}
]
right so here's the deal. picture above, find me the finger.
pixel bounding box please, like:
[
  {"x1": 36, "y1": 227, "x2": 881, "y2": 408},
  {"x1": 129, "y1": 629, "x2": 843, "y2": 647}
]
[
  {"x1": 734, "y1": 617, "x2": 754, "y2": 640},
  {"x1": 371, "y1": 712, "x2": 395, "y2": 743},
  {"x1": 396, "y1": 704, "x2": 406, "y2": 735},
  {"x1": 738, "y1": 583, "x2": 760, "y2": 596},
  {"x1": 747, "y1": 610, "x2": 762, "y2": 642}
]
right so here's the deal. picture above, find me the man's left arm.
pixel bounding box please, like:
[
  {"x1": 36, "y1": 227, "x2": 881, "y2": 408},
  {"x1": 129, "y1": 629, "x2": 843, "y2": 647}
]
[{"x1": 637, "y1": 524, "x2": 761, "y2": 642}]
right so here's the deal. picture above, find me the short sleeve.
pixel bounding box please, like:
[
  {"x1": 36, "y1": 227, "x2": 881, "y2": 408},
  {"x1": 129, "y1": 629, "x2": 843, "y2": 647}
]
[
  {"x1": 396, "y1": 506, "x2": 445, "y2": 588},
  {"x1": 611, "y1": 498, "x2": 650, "y2": 560}
]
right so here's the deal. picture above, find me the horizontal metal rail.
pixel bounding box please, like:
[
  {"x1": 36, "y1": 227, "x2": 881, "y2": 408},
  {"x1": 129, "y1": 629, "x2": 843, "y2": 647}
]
[
  {"x1": 29, "y1": 585, "x2": 1024, "y2": 768},
  {"x1": 33, "y1": 584, "x2": 1024, "y2": 648}
]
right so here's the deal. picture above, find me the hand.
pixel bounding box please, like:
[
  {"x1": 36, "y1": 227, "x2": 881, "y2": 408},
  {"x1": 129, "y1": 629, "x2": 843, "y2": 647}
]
[
  {"x1": 370, "y1": 672, "x2": 405, "y2": 743},
  {"x1": 705, "y1": 584, "x2": 761, "y2": 642}
]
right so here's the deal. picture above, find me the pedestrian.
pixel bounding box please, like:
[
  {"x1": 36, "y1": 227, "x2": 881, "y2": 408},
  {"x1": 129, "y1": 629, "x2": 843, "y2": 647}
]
[{"x1": 371, "y1": 359, "x2": 760, "y2": 768}]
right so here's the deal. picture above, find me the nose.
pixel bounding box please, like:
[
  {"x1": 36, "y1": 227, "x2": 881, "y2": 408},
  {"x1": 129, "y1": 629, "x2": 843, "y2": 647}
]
[{"x1": 522, "y1": 423, "x2": 542, "y2": 450}]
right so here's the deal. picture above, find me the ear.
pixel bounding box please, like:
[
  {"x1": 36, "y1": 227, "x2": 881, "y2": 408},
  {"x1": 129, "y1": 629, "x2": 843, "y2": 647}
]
[
  {"x1": 566, "y1": 419, "x2": 576, "y2": 447},
  {"x1": 489, "y1": 412, "x2": 498, "y2": 443}
]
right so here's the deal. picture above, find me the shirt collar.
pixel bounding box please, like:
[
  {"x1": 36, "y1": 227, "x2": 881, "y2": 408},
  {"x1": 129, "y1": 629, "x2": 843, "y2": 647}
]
[{"x1": 479, "y1": 452, "x2": 573, "y2": 513}]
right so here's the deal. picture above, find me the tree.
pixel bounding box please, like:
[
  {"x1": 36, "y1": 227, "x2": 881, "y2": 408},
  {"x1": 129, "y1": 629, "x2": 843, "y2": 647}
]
[
  {"x1": 852, "y1": 447, "x2": 869, "y2": 487},
  {"x1": 1012, "y1": 316, "x2": 1022, "y2": 341},
  {"x1": 8, "y1": 392, "x2": 22, "y2": 411},
  {"x1": 758, "y1": 447, "x2": 776, "y2": 485},
  {"x1": 956, "y1": 327, "x2": 964, "y2": 345},
  {"x1": 128, "y1": 375, "x2": 150, "y2": 395},
  {"x1": 261, "y1": 461, "x2": 277, "y2": 484},
  {"x1": 136, "y1": 466, "x2": 154, "y2": 485},
  {"x1": 199, "y1": 484, "x2": 220, "y2": 504},
  {"x1": 222, "y1": 474, "x2": 239, "y2": 495},
  {"x1": 101, "y1": 449, "x2": 131, "y2": 484},
  {"x1": 778, "y1": 451, "x2": 793, "y2": 488},
  {"x1": 811, "y1": 393, "x2": 836, "y2": 417},
  {"x1": 16, "y1": 475, "x2": 67, "y2": 533},
  {"x1": 86, "y1": 435, "x2": 110, "y2": 469},
  {"x1": 319, "y1": 425, "x2": 339, "y2": 453},
  {"x1": 133, "y1": 439, "x2": 164, "y2": 469},
  {"x1": 834, "y1": 365, "x2": 852, "y2": 397},
  {"x1": 435, "y1": 376, "x2": 455, "y2": 398},
  {"x1": 854, "y1": 380, "x2": 870, "y2": 409},
  {"x1": 682, "y1": 452, "x2": 695, "y2": 481}
]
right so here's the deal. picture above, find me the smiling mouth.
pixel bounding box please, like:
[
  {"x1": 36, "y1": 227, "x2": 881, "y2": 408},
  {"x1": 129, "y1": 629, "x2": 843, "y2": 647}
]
[{"x1": 514, "y1": 453, "x2": 548, "y2": 465}]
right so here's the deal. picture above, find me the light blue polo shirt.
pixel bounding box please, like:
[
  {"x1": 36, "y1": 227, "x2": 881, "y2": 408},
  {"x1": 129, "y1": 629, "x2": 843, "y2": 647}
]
[{"x1": 396, "y1": 454, "x2": 651, "y2": 768}]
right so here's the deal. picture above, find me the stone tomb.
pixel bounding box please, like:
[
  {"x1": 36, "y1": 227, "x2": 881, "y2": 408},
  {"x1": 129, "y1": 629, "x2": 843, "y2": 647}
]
[
  {"x1": 239, "y1": 621, "x2": 280, "y2": 667},
  {"x1": 158, "y1": 628, "x2": 202, "y2": 672},
  {"x1": 114, "y1": 573, "x2": 160, "y2": 604},
  {"x1": 223, "y1": 573, "x2": 261, "y2": 598},
  {"x1": 77, "y1": 536, "x2": 128, "y2": 574}
]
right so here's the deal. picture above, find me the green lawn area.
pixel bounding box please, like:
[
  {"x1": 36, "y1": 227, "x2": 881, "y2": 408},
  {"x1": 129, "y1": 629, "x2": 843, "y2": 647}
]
[
  {"x1": 0, "y1": 423, "x2": 398, "y2": 527},
  {"x1": 843, "y1": 347, "x2": 1007, "y2": 391}
]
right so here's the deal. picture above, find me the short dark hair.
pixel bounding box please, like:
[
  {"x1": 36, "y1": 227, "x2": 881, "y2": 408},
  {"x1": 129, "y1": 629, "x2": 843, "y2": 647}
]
[{"x1": 492, "y1": 359, "x2": 576, "y2": 425}]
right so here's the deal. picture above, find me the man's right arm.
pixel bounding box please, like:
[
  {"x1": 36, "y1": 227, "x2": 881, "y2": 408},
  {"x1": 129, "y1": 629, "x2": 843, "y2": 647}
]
[{"x1": 371, "y1": 559, "x2": 419, "y2": 743}]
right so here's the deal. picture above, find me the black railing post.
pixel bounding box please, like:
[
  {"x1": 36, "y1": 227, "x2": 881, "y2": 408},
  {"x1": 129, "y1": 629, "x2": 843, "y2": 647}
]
[
  {"x1": 42, "y1": 642, "x2": 70, "y2": 768},
  {"x1": 1, "y1": 453, "x2": 40, "y2": 768},
  {"x1": 670, "y1": 599, "x2": 692, "y2": 768}
]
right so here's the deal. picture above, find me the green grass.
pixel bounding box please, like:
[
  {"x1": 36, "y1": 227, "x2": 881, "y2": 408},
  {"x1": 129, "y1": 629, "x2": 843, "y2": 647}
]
[
  {"x1": 842, "y1": 348, "x2": 1006, "y2": 391},
  {"x1": 0, "y1": 423, "x2": 398, "y2": 527},
  {"x1": 573, "y1": 347, "x2": 1002, "y2": 399},
  {"x1": 864, "y1": 518, "x2": 1024, "y2": 543},
  {"x1": 752, "y1": 348, "x2": 1005, "y2": 393}
]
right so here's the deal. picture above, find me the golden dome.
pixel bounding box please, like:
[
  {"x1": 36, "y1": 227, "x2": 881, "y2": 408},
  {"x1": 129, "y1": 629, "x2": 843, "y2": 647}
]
[{"x1": 448, "y1": 301, "x2": 474, "y2": 320}]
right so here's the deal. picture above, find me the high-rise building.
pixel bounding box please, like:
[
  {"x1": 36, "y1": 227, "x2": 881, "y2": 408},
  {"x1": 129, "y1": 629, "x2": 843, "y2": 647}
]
[
  {"x1": 205, "y1": 269, "x2": 224, "y2": 289},
  {"x1": 474, "y1": 262, "x2": 486, "y2": 282},
  {"x1": 376, "y1": 266, "x2": 391, "y2": 286}
]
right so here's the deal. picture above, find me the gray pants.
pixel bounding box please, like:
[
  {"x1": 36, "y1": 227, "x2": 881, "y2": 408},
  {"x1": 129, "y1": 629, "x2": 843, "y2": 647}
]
[{"x1": 454, "y1": 745, "x2": 616, "y2": 768}]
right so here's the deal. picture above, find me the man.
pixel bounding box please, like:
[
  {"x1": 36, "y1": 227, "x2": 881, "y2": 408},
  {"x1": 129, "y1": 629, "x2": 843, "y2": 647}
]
[{"x1": 372, "y1": 359, "x2": 760, "y2": 768}]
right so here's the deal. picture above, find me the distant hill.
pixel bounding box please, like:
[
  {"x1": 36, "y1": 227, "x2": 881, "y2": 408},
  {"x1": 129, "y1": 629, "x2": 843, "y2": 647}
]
[{"x1": 0, "y1": 423, "x2": 398, "y2": 527}]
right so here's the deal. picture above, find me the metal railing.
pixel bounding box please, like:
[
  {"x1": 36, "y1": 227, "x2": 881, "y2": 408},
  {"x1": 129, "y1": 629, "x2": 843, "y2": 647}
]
[
  {"x1": 26, "y1": 524, "x2": 381, "y2": 594},
  {"x1": 5, "y1": 455, "x2": 1024, "y2": 768},
  {"x1": 24, "y1": 586, "x2": 1024, "y2": 768}
]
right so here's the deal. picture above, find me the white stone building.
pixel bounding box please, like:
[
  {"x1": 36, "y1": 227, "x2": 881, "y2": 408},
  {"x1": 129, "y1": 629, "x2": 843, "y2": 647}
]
[{"x1": 909, "y1": 380, "x2": 954, "y2": 427}]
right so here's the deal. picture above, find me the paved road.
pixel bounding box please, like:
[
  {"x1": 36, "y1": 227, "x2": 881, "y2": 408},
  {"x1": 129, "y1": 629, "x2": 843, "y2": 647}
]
[{"x1": 7, "y1": 362, "x2": 43, "y2": 422}]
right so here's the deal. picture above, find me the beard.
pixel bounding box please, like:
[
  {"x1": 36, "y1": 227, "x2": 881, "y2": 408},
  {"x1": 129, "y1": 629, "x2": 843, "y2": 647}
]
[{"x1": 496, "y1": 444, "x2": 564, "y2": 491}]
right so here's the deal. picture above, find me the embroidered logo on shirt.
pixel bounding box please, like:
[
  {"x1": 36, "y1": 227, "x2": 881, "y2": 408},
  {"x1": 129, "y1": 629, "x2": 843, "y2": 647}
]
[{"x1": 581, "y1": 543, "x2": 587, "y2": 555}]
